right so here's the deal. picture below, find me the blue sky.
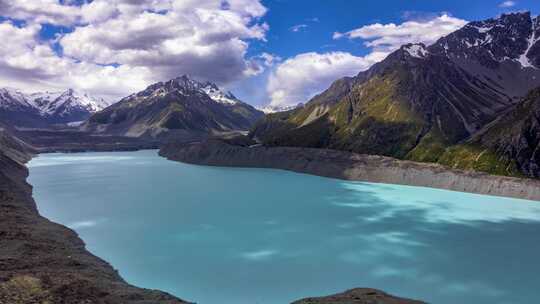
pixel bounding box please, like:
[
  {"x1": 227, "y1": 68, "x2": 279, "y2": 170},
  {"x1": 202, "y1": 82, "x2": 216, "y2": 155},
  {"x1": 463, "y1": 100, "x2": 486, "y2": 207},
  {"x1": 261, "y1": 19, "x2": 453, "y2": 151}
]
[
  {"x1": 254, "y1": 0, "x2": 539, "y2": 58},
  {"x1": 0, "y1": 0, "x2": 538, "y2": 107}
]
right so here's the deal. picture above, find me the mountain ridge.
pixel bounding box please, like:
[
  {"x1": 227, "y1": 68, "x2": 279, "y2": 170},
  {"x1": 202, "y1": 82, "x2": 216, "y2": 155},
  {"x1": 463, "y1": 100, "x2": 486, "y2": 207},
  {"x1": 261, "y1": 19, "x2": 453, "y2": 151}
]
[
  {"x1": 83, "y1": 75, "x2": 264, "y2": 140},
  {"x1": 0, "y1": 87, "x2": 111, "y2": 126},
  {"x1": 250, "y1": 11, "x2": 540, "y2": 178}
]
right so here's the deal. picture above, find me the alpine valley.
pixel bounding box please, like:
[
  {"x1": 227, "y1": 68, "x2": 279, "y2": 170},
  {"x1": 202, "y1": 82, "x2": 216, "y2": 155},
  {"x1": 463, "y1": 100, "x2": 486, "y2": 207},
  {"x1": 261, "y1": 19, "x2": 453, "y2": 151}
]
[{"x1": 2, "y1": 8, "x2": 540, "y2": 304}]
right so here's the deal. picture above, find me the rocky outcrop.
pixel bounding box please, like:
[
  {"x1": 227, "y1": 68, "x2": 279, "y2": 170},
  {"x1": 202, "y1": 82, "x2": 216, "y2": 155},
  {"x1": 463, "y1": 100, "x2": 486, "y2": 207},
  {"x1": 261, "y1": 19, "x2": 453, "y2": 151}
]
[
  {"x1": 160, "y1": 140, "x2": 540, "y2": 201},
  {"x1": 291, "y1": 288, "x2": 425, "y2": 304},
  {"x1": 0, "y1": 130, "x2": 190, "y2": 303}
]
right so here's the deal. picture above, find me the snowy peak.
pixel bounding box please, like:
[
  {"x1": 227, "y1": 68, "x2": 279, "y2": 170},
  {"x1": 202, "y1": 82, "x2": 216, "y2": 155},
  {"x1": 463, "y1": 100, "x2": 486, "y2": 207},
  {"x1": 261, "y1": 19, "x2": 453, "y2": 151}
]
[
  {"x1": 429, "y1": 11, "x2": 540, "y2": 68},
  {"x1": 200, "y1": 83, "x2": 240, "y2": 105},
  {"x1": 139, "y1": 75, "x2": 241, "y2": 105},
  {"x1": 28, "y1": 89, "x2": 111, "y2": 116},
  {"x1": 0, "y1": 88, "x2": 34, "y2": 109},
  {"x1": 0, "y1": 87, "x2": 112, "y2": 124}
]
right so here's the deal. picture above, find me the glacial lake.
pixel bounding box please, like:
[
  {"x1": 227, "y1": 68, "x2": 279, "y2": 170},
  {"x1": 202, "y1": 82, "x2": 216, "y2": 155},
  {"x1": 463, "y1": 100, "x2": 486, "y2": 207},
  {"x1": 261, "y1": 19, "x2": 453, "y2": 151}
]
[{"x1": 28, "y1": 150, "x2": 540, "y2": 304}]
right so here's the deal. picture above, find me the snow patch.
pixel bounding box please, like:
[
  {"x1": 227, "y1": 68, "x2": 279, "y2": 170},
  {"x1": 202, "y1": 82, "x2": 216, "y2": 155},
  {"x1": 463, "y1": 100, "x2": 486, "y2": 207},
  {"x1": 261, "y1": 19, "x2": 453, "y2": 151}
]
[
  {"x1": 472, "y1": 25, "x2": 493, "y2": 33},
  {"x1": 517, "y1": 17, "x2": 539, "y2": 69},
  {"x1": 404, "y1": 44, "x2": 429, "y2": 58},
  {"x1": 201, "y1": 84, "x2": 239, "y2": 105}
]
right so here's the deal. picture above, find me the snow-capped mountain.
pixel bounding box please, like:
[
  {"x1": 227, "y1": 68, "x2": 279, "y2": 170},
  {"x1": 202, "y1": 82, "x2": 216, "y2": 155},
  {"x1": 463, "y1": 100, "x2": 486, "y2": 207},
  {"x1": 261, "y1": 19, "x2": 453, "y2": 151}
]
[
  {"x1": 30, "y1": 89, "x2": 111, "y2": 116},
  {"x1": 430, "y1": 12, "x2": 539, "y2": 69},
  {"x1": 129, "y1": 75, "x2": 243, "y2": 106},
  {"x1": 425, "y1": 12, "x2": 540, "y2": 98},
  {"x1": 84, "y1": 75, "x2": 264, "y2": 138},
  {"x1": 0, "y1": 87, "x2": 112, "y2": 126}
]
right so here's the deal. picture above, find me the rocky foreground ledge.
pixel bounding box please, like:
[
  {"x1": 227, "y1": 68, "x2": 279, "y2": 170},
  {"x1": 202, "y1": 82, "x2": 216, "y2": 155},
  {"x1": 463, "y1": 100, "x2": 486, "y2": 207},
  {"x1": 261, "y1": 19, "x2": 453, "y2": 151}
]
[
  {"x1": 292, "y1": 288, "x2": 425, "y2": 304},
  {"x1": 160, "y1": 140, "x2": 540, "y2": 201},
  {"x1": 0, "y1": 130, "x2": 423, "y2": 303},
  {"x1": 0, "y1": 131, "x2": 188, "y2": 303}
]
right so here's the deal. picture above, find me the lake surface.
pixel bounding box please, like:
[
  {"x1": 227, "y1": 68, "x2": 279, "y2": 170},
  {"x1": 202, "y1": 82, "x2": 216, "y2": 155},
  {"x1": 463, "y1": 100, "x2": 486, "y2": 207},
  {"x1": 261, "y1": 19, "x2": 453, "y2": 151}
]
[{"x1": 28, "y1": 150, "x2": 540, "y2": 304}]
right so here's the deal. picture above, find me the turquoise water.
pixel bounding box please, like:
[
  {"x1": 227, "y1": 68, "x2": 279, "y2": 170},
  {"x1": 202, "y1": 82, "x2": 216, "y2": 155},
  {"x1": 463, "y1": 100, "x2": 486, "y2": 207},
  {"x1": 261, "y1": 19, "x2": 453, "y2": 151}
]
[{"x1": 28, "y1": 150, "x2": 540, "y2": 304}]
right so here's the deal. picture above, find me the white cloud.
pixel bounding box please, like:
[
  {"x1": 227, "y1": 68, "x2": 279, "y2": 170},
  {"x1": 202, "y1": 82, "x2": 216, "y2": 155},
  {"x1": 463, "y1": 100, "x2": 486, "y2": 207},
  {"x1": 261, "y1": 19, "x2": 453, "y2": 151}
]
[
  {"x1": 268, "y1": 14, "x2": 467, "y2": 107},
  {"x1": 334, "y1": 14, "x2": 467, "y2": 52},
  {"x1": 0, "y1": 0, "x2": 269, "y2": 100},
  {"x1": 0, "y1": 0, "x2": 82, "y2": 25},
  {"x1": 499, "y1": 1, "x2": 516, "y2": 8},
  {"x1": 257, "y1": 52, "x2": 281, "y2": 67},
  {"x1": 290, "y1": 24, "x2": 308, "y2": 32},
  {"x1": 267, "y1": 51, "x2": 386, "y2": 107}
]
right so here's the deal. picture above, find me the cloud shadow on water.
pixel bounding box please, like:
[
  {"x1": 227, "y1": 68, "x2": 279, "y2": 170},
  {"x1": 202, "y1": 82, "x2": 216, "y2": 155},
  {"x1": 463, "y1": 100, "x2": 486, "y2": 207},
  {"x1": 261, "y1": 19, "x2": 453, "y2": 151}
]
[{"x1": 323, "y1": 181, "x2": 540, "y2": 304}]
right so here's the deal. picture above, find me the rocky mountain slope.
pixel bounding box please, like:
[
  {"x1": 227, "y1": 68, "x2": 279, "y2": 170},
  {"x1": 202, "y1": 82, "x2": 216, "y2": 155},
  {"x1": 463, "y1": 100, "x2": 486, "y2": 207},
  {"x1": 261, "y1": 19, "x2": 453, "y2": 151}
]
[
  {"x1": 0, "y1": 88, "x2": 111, "y2": 126},
  {"x1": 439, "y1": 87, "x2": 540, "y2": 177},
  {"x1": 251, "y1": 12, "x2": 540, "y2": 178},
  {"x1": 83, "y1": 75, "x2": 264, "y2": 140}
]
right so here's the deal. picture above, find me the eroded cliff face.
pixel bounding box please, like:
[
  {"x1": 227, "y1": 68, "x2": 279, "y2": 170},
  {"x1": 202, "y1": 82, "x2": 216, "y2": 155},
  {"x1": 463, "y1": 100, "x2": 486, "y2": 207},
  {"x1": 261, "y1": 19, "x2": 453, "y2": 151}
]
[
  {"x1": 0, "y1": 131, "x2": 189, "y2": 304},
  {"x1": 160, "y1": 140, "x2": 540, "y2": 201}
]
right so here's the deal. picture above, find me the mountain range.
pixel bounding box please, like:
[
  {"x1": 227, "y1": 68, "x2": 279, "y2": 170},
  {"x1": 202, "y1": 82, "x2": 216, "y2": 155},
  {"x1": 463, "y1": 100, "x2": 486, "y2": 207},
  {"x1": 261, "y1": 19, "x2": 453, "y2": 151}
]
[
  {"x1": 82, "y1": 75, "x2": 264, "y2": 139},
  {"x1": 1, "y1": 12, "x2": 540, "y2": 179},
  {"x1": 251, "y1": 12, "x2": 540, "y2": 178},
  {"x1": 0, "y1": 88, "x2": 111, "y2": 126}
]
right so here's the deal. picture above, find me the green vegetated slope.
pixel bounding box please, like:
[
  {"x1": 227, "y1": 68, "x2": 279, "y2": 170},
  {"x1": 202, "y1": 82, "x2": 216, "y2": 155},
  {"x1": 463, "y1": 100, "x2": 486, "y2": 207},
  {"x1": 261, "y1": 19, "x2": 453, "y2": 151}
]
[
  {"x1": 253, "y1": 45, "x2": 513, "y2": 164},
  {"x1": 439, "y1": 87, "x2": 540, "y2": 177},
  {"x1": 252, "y1": 57, "x2": 540, "y2": 178}
]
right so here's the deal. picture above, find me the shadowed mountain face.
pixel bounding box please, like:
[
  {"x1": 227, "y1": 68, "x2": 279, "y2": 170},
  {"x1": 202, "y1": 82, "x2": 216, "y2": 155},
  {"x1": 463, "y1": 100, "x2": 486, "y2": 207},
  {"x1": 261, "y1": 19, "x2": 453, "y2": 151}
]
[
  {"x1": 251, "y1": 12, "x2": 540, "y2": 178},
  {"x1": 429, "y1": 12, "x2": 540, "y2": 97},
  {"x1": 440, "y1": 87, "x2": 540, "y2": 177},
  {"x1": 84, "y1": 76, "x2": 264, "y2": 140}
]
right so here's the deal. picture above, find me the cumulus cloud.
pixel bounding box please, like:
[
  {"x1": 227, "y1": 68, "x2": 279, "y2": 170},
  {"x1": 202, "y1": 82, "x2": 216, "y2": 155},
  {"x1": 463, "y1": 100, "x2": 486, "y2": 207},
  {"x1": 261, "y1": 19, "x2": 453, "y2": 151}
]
[
  {"x1": 0, "y1": 0, "x2": 81, "y2": 25},
  {"x1": 333, "y1": 14, "x2": 467, "y2": 52},
  {"x1": 499, "y1": 1, "x2": 516, "y2": 8},
  {"x1": 268, "y1": 14, "x2": 467, "y2": 107},
  {"x1": 0, "y1": 0, "x2": 269, "y2": 100},
  {"x1": 267, "y1": 51, "x2": 386, "y2": 106}
]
